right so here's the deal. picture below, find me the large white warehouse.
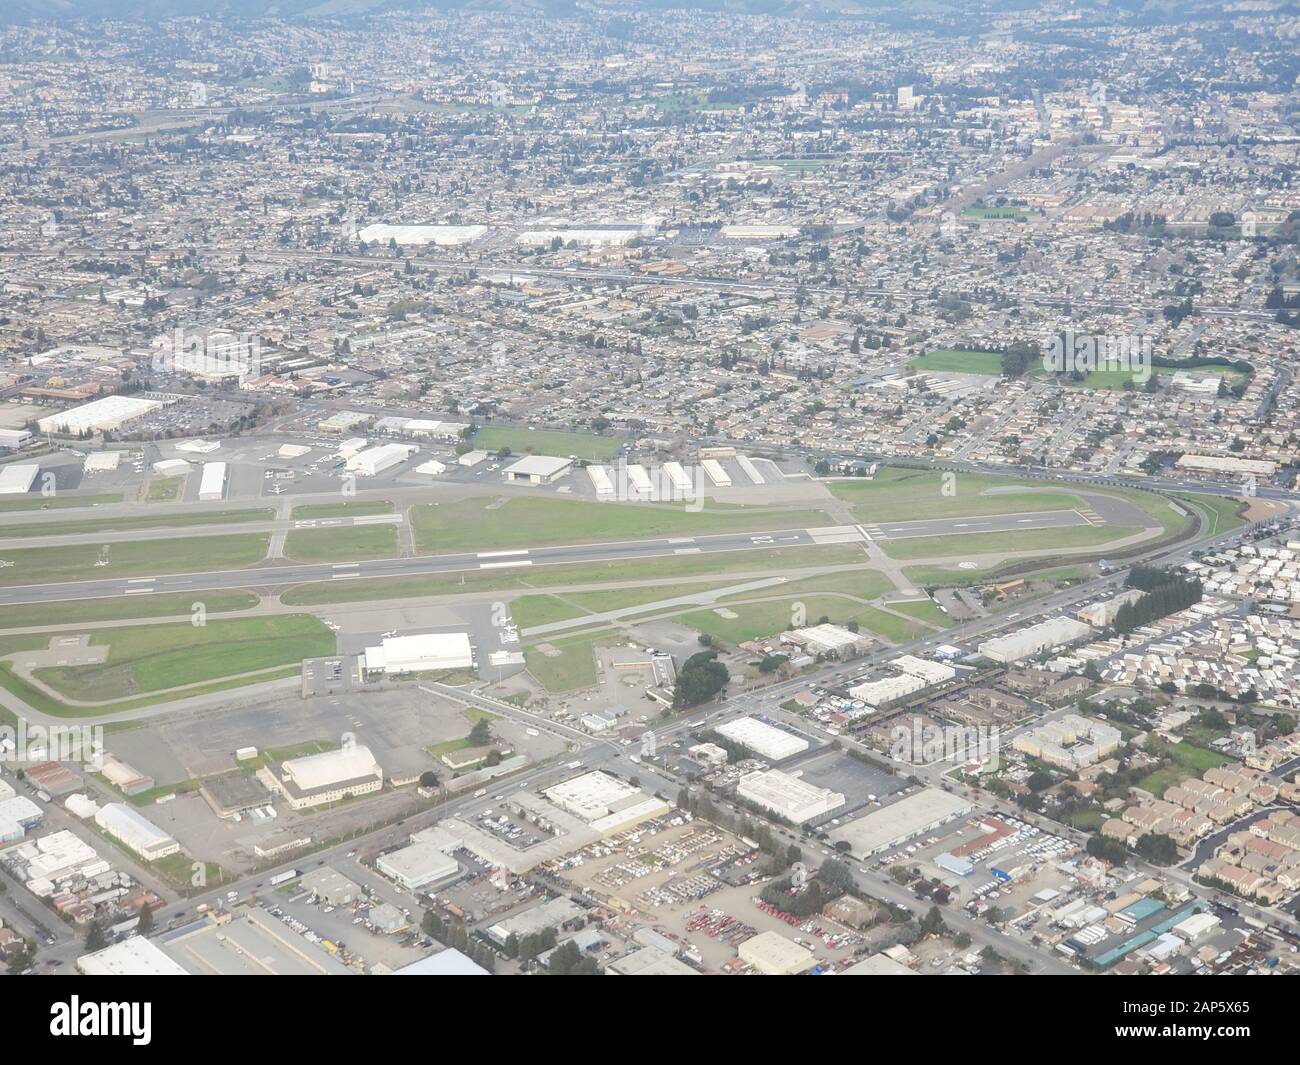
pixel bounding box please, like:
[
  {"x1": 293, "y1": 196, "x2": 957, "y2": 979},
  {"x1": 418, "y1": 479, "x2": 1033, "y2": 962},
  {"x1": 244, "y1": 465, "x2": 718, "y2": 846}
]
[
  {"x1": 346, "y1": 443, "x2": 417, "y2": 477},
  {"x1": 94, "y1": 803, "x2": 180, "y2": 861},
  {"x1": 263, "y1": 744, "x2": 384, "y2": 811},
  {"x1": 363, "y1": 632, "x2": 474, "y2": 675},
  {"x1": 36, "y1": 395, "x2": 163, "y2": 435},
  {"x1": 197, "y1": 461, "x2": 227, "y2": 501},
  {"x1": 716, "y1": 716, "x2": 808, "y2": 761},
  {"x1": 736, "y1": 768, "x2": 844, "y2": 824},
  {"x1": 0, "y1": 463, "x2": 39, "y2": 495},
  {"x1": 979, "y1": 617, "x2": 1093, "y2": 663}
]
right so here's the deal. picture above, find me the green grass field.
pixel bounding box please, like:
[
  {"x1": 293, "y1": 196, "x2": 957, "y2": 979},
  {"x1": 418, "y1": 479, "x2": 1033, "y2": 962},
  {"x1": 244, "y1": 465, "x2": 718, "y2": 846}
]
[
  {"x1": 881, "y1": 523, "x2": 1139, "y2": 560},
  {"x1": 511, "y1": 581, "x2": 744, "y2": 630},
  {"x1": 291, "y1": 501, "x2": 394, "y2": 519},
  {"x1": 0, "y1": 493, "x2": 122, "y2": 513},
  {"x1": 1138, "y1": 742, "x2": 1233, "y2": 797},
  {"x1": 1175, "y1": 493, "x2": 1247, "y2": 536},
  {"x1": 0, "y1": 508, "x2": 273, "y2": 540},
  {"x1": 0, "y1": 533, "x2": 269, "y2": 586},
  {"x1": 472, "y1": 426, "x2": 622, "y2": 462},
  {"x1": 284, "y1": 524, "x2": 398, "y2": 562},
  {"x1": 146, "y1": 477, "x2": 184, "y2": 502},
  {"x1": 524, "y1": 630, "x2": 616, "y2": 692},
  {"x1": 411, "y1": 496, "x2": 830, "y2": 554},
  {"x1": 676, "y1": 595, "x2": 927, "y2": 646},
  {"x1": 831, "y1": 467, "x2": 1083, "y2": 523},
  {"x1": 888, "y1": 599, "x2": 951, "y2": 626},
  {"x1": 909, "y1": 348, "x2": 1006, "y2": 375},
  {"x1": 31, "y1": 615, "x2": 334, "y2": 702},
  {"x1": 0, "y1": 591, "x2": 259, "y2": 630}
]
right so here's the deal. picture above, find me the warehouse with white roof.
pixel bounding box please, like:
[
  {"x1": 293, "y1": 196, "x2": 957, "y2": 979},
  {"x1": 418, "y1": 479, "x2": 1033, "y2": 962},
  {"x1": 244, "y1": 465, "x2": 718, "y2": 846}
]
[
  {"x1": 36, "y1": 394, "x2": 163, "y2": 435},
  {"x1": 979, "y1": 617, "x2": 1093, "y2": 664},
  {"x1": 363, "y1": 632, "x2": 474, "y2": 676},
  {"x1": 0, "y1": 463, "x2": 38, "y2": 495},
  {"x1": 716, "y1": 716, "x2": 808, "y2": 761},
  {"x1": 94, "y1": 803, "x2": 180, "y2": 861},
  {"x1": 736, "y1": 768, "x2": 844, "y2": 823},
  {"x1": 262, "y1": 744, "x2": 384, "y2": 810},
  {"x1": 198, "y1": 461, "x2": 227, "y2": 501}
]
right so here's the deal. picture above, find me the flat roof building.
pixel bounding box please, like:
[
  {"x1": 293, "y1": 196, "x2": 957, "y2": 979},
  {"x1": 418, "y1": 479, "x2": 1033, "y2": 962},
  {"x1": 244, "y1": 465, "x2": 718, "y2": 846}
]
[
  {"x1": 363, "y1": 632, "x2": 474, "y2": 675},
  {"x1": 716, "y1": 716, "x2": 809, "y2": 761},
  {"x1": 261, "y1": 745, "x2": 383, "y2": 811},
  {"x1": 830, "y1": 789, "x2": 973, "y2": 857},
  {"x1": 77, "y1": 936, "x2": 189, "y2": 976},
  {"x1": 979, "y1": 617, "x2": 1093, "y2": 664},
  {"x1": 94, "y1": 803, "x2": 180, "y2": 861},
  {"x1": 738, "y1": 930, "x2": 816, "y2": 975},
  {"x1": 736, "y1": 768, "x2": 844, "y2": 824},
  {"x1": 198, "y1": 461, "x2": 227, "y2": 501},
  {"x1": 503, "y1": 454, "x2": 573, "y2": 484},
  {"x1": 0, "y1": 463, "x2": 38, "y2": 495},
  {"x1": 36, "y1": 395, "x2": 163, "y2": 435}
]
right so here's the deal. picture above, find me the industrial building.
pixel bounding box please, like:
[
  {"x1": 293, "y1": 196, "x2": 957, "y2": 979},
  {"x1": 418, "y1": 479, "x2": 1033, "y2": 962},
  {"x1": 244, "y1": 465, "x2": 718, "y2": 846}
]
[
  {"x1": 346, "y1": 443, "x2": 417, "y2": 477},
  {"x1": 363, "y1": 632, "x2": 474, "y2": 675},
  {"x1": 376, "y1": 827, "x2": 462, "y2": 891},
  {"x1": 700, "y1": 457, "x2": 731, "y2": 487},
  {"x1": 77, "y1": 936, "x2": 189, "y2": 976},
  {"x1": 94, "y1": 803, "x2": 180, "y2": 861},
  {"x1": 848, "y1": 655, "x2": 956, "y2": 709},
  {"x1": 587, "y1": 464, "x2": 615, "y2": 499},
  {"x1": 98, "y1": 754, "x2": 154, "y2": 796},
  {"x1": 260, "y1": 744, "x2": 384, "y2": 810},
  {"x1": 607, "y1": 945, "x2": 698, "y2": 975},
  {"x1": 781, "y1": 623, "x2": 870, "y2": 660},
  {"x1": 0, "y1": 795, "x2": 43, "y2": 842},
  {"x1": 0, "y1": 428, "x2": 31, "y2": 451},
  {"x1": 829, "y1": 789, "x2": 974, "y2": 857},
  {"x1": 735, "y1": 768, "x2": 845, "y2": 824},
  {"x1": 716, "y1": 716, "x2": 809, "y2": 761},
  {"x1": 36, "y1": 394, "x2": 163, "y2": 435},
  {"x1": 543, "y1": 771, "x2": 670, "y2": 834},
  {"x1": 0, "y1": 463, "x2": 38, "y2": 495},
  {"x1": 392, "y1": 948, "x2": 491, "y2": 975},
  {"x1": 357, "y1": 223, "x2": 487, "y2": 246},
  {"x1": 979, "y1": 617, "x2": 1093, "y2": 663},
  {"x1": 486, "y1": 896, "x2": 584, "y2": 945},
  {"x1": 738, "y1": 930, "x2": 816, "y2": 975},
  {"x1": 197, "y1": 461, "x2": 227, "y2": 501},
  {"x1": 502, "y1": 454, "x2": 573, "y2": 484}
]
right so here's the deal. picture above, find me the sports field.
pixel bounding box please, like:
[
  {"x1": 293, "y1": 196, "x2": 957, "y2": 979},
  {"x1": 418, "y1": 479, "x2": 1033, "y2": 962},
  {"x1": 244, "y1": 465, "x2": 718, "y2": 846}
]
[
  {"x1": 472, "y1": 426, "x2": 622, "y2": 461},
  {"x1": 909, "y1": 348, "x2": 1005, "y2": 375}
]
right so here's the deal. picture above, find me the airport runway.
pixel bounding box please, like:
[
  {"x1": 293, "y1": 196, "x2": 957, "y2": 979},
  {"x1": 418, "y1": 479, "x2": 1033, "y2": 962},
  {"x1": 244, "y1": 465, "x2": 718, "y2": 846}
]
[{"x1": 0, "y1": 509, "x2": 1102, "y2": 607}]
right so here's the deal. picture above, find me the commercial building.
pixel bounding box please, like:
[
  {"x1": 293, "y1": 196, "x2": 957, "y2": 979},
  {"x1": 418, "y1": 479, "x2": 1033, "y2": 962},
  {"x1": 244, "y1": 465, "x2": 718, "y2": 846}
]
[
  {"x1": 94, "y1": 803, "x2": 180, "y2": 861},
  {"x1": 735, "y1": 768, "x2": 845, "y2": 824},
  {"x1": 1013, "y1": 714, "x2": 1122, "y2": 770},
  {"x1": 738, "y1": 930, "x2": 816, "y2": 975},
  {"x1": 260, "y1": 745, "x2": 384, "y2": 811},
  {"x1": 608, "y1": 945, "x2": 698, "y2": 975},
  {"x1": 197, "y1": 461, "x2": 227, "y2": 501},
  {"x1": 36, "y1": 395, "x2": 163, "y2": 435},
  {"x1": 0, "y1": 463, "x2": 38, "y2": 495},
  {"x1": 346, "y1": 443, "x2": 416, "y2": 476},
  {"x1": 376, "y1": 832, "x2": 461, "y2": 892},
  {"x1": 848, "y1": 655, "x2": 956, "y2": 709},
  {"x1": 543, "y1": 771, "x2": 670, "y2": 834},
  {"x1": 719, "y1": 224, "x2": 801, "y2": 240},
  {"x1": 486, "y1": 896, "x2": 584, "y2": 945},
  {"x1": 83, "y1": 451, "x2": 120, "y2": 473},
  {"x1": 716, "y1": 716, "x2": 809, "y2": 761},
  {"x1": 979, "y1": 617, "x2": 1093, "y2": 664},
  {"x1": 840, "y1": 953, "x2": 917, "y2": 975},
  {"x1": 98, "y1": 754, "x2": 154, "y2": 796},
  {"x1": 357, "y1": 223, "x2": 487, "y2": 246},
  {"x1": 363, "y1": 632, "x2": 474, "y2": 675},
  {"x1": 502, "y1": 454, "x2": 573, "y2": 484},
  {"x1": 781, "y1": 623, "x2": 871, "y2": 659},
  {"x1": 77, "y1": 936, "x2": 189, "y2": 976},
  {"x1": 829, "y1": 789, "x2": 974, "y2": 857},
  {"x1": 392, "y1": 948, "x2": 490, "y2": 975},
  {"x1": 1175, "y1": 454, "x2": 1277, "y2": 478},
  {"x1": 0, "y1": 428, "x2": 31, "y2": 450}
]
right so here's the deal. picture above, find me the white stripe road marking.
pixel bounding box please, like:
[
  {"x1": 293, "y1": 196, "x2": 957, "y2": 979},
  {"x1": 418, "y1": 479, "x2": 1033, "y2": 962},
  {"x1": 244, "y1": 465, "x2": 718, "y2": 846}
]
[
  {"x1": 673, "y1": 547, "x2": 701, "y2": 554},
  {"x1": 127, "y1": 578, "x2": 156, "y2": 584},
  {"x1": 480, "y1": 560, "x2": 532, "y2": 569},
  {"x1": 667, "y1": 537, "x2": 695, "y2": 545},
  {"x1": 124, "y1": 589, "x2": 155, "y2": 594},
  {"x1": 330, "y1": 573, "x2": 360, "y2": 579},
  {"x1": 477, "y1": 550, "x2": 530, "y2": 558}
]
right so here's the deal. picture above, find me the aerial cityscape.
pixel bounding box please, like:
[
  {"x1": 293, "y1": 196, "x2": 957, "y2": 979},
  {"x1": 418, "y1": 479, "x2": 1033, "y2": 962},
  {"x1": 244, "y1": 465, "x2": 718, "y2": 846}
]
[{"x1": 0, "y1": 0, "x2": 1297, "y2": 999}]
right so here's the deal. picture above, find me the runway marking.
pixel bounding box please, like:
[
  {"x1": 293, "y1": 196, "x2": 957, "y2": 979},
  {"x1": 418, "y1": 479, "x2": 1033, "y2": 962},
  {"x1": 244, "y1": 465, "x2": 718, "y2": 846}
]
[
  {"x1": 667, "y1": 537, "x2": 695, "y2": 545},
  {"x1": 127, "y1": 578, "x2": 156, "y2": 584},
  {"x1": 674, "y1": 547, "x2": 701, "y2": 554},
  {"x1": 480, "y1": 560, "x2": 532, "y2": 569},
  {"x1": 478, "y1": 550, "x2": 530, "y2": 558}
]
